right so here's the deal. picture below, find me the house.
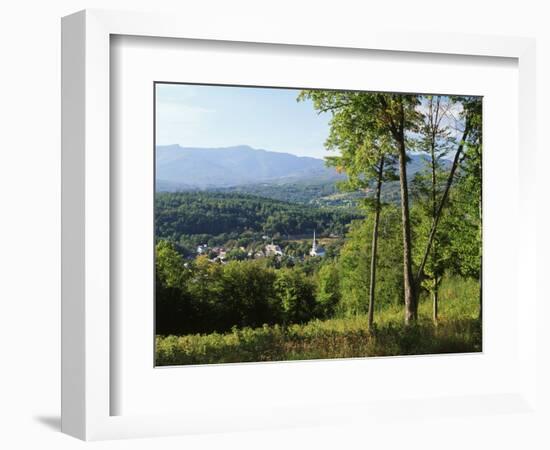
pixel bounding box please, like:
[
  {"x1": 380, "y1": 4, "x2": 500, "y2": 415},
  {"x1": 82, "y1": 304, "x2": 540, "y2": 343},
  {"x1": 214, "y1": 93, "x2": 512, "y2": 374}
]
[
  {"x1": 265, "y1": 243, "x2": 283, "y2": 257},
  {"x1": 196, "y1": 244, "x2": 208, "y2": 255}
]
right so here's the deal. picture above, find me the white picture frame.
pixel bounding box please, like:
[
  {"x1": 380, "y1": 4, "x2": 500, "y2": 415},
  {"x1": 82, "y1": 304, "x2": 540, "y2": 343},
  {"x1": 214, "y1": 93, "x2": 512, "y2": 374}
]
[{"x1": 61, "y1": 9, "x2": 538, "y2": 441}]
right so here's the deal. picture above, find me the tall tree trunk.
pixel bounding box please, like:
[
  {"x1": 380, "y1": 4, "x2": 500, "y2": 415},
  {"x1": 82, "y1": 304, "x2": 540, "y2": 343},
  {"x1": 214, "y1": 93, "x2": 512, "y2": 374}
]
[
  {"x1": 368, "y1": 156, "x2": 385, "y2": 331},
  {"x1": 384, "y1": 96, "x2": 417, "y2": 324},
  {"x1": 430, "y1": 123, "x2": 438, "y2": 323},
  {"x1": 478, "y1": 162, "x2": 483, "y2": 321},
  {"x1": 416, "y1": 121, "x2": 471, "y2": 285},
  {"x1": 433, "y1": 277, "x2": 439, "y2": 323},
  {"x1": 397, "y1": 134, "x2": 417, "y2": 324}
]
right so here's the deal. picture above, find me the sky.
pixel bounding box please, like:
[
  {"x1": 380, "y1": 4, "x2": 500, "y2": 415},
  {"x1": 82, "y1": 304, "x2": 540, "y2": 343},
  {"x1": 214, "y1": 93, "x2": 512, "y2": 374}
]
[{"x1": 155, "y1": 83, "x2": 332, "y2": 159}]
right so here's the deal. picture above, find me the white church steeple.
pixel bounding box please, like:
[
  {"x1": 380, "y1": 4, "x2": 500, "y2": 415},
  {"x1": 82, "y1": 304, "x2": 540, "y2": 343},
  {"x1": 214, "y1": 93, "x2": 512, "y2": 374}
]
[{"x1": 309, "y1": 229, "x2": 325, "y2": 257}]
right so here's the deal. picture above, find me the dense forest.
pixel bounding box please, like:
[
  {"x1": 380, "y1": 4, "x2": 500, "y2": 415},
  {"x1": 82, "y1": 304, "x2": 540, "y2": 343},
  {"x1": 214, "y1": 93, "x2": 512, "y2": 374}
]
[
  {"x1": 155, "y1": 92, "x2": 482, "y2": 365},
  {"x1": 156, "y1": 191, "x2": 360, "y2": 255}
]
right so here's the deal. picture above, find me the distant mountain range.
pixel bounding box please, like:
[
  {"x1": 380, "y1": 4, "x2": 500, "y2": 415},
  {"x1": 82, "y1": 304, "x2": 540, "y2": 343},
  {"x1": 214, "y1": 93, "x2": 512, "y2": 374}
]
[
  {"x1": 156, "y1": 144, "x2": 450, "y2": 192},
  {"x1": 156, "y1": 145, "x2": 343, "y2": 190}
]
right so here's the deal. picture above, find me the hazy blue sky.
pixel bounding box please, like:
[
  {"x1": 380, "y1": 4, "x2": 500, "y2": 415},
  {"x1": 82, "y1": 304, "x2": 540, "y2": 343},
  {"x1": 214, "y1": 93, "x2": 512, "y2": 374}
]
[{"x1": 155, "y1": 83, "x2": 332, "y2": 159}]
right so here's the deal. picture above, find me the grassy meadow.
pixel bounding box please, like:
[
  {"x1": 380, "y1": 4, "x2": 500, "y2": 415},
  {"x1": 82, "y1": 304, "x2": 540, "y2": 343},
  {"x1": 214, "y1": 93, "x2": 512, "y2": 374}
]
[{"x1": 156, "y1": 276, "x2": 481, "y2": 366}]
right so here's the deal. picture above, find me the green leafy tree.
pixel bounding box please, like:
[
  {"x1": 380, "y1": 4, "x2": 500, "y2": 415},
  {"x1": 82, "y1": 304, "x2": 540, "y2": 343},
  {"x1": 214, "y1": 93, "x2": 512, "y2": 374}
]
[
  {"x1": 315, "y1": 262, "x2": 340, "y2": 318},
  {"x1": 338, "y1": 207, "x2": 403, "y2": 317},
  {"x1": 155, "y1": 239, "x2": 189, "y2": 288},
  {"x1": 413, "y1": 95, "x2": 482, "y2": 320},
  {"x1": 299, "y1": 90, "x2": 421, "y2": 324},
  {"x1": 275, "y1": 268, "x2": 317, "y2": 324},
  {"x1": 444, "y1": 96, "x2": 482, "y2": 318},
  {"x1": 155, "y1": 240, "x2": 196, "y2": 335},
  {"x1": 225, "y1": 248, "x2": 248, "y2": 261},
  {"x1": 219, "y1": 261, "x2": 280, "y2": 328},
  {"x1": 412, "y1": 95, "x2": 456, "y2": 322}
]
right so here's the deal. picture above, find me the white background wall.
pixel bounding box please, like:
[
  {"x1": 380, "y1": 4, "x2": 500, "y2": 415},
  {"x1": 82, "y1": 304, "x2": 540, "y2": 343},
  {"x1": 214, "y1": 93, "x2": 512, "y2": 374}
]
[{"x1": 0, "y1": 1, "x2": 548, "y2": 448}]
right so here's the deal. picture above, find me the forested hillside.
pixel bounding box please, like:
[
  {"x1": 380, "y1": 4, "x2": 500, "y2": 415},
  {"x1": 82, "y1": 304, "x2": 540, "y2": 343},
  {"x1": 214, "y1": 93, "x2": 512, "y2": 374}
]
[{"x1": 156, "y1": 191, "x2": 361, "y2": 244}]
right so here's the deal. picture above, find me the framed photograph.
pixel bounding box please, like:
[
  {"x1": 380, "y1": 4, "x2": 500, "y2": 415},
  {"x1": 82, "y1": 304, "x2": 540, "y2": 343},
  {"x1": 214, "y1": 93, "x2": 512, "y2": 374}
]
[
  {"x1": 62, "y1": 9, "x2": 538, "y2": 441},
  {"x1": 153, "y1": 82, "x2": 483, "y2": 367}
]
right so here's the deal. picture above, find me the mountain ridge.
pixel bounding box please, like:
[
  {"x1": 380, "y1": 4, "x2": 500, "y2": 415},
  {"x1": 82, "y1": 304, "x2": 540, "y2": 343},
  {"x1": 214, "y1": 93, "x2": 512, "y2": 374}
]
[
  {"x1": 156, "y1": 144, "x2": 450, "y2": 192},
  {"x1": 156, "y1": 144, "x2": 343, "y2": 190}
]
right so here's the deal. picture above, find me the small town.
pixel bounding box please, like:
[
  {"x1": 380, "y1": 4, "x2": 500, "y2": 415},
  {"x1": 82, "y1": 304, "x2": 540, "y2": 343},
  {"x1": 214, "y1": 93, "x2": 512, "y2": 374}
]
[{"x1": 195, "y1": 230, "x2": 326, "y2": 264}]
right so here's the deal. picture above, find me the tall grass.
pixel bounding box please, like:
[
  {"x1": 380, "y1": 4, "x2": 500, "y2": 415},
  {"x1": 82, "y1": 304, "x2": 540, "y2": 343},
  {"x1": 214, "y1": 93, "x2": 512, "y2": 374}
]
[{"x1": 156, "y1": 276, "x2": 481, "y2": 366}]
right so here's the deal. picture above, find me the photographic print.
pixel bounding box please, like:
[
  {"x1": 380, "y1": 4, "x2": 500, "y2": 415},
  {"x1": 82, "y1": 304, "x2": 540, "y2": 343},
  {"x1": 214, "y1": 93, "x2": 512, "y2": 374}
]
[{"x1": 154, "y1": 83, "x2": 482, "y2": 366}]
